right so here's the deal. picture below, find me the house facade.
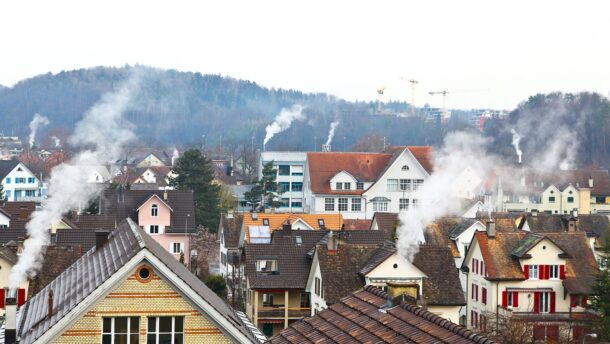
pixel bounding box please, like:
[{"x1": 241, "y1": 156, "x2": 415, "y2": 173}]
[
  {"x1": 0, "y1": 161, "x2": 43, "y2": 202},
  {"x1": 463, "y1": 224, "x2": 598, "y2": 342},
  {"x1": 305, "y1": 146, "x2": 432, "y2": 219},
  {"x1": 259, "y1": 152, "x2": 307, "y2": 213}
]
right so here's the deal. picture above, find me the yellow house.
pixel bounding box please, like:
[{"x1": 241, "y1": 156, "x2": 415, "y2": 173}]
[{"x1": 13, "y1": 218, "x2": 257, "y2": 344}]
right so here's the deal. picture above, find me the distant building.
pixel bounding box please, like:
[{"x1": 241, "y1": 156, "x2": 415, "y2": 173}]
[
  {"x1": 259, "y1": 152, "x2": 307, "y2": 213},
  {"x1": 0, "y1": 160, "x2": 43, "y2": 202}
]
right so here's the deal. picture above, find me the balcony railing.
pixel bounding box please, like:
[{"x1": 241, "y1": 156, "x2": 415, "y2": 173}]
[
  {"x1": 258, "y1": 306, "x2": 311, "y2": 318},
  {"x1": 14, "y1": 196, "x2": 43, "y2": 202}
]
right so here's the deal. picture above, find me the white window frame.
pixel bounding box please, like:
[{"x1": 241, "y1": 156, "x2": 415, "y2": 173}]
[
  {"x1": 147, "y1": 316, "x2": 184, "y2": 344},
  {"x1": 336, "y1": 182, "x2": 343, "y2": 190},
  {"x1": 412, "y1": 179, "x2": 424, "y2": 191},
  {"x1": 325, "y1": 198, "x2": 335, "y2": 211},
  {"x1": 170, "y1": 242, "x2": 183, "y2": 254},
  {"x1": 399, "y1": 198, "x2": 409, "y2": 211},
  {"x1": 102, "y1": 317, "x2": 140, "y2": 344},
  {"x1": 529, "y1": 265, "x2": 539, "y2": 280},
  {"x1": 338, "y1": 198, "x2": 348, "y2": 211},
  {"x1": 399, "y1": 179, "x2": 411, "y2": 191},
  {"x1": 356, "y1": 182, "x2": 364, "y2": 190},
  {"x1": 343, "y1": 182, "x2": 351, "y2": 190},
  {"x1": 373, "y1": 201, "x2": 388, "y2": 212},
  {"x1": 549, "y1": 265, "x2": 559, "y2": 279},
  {"x1": 387, "y1": 179, "x2": 399, "y2": 192},
  {"x1": 149, "y1": 225, "x2": 160, "y2": 235},
  {"x1": 351, "y1": 198, "x2": 361, "y2": 212},
  {"x1": 151, "y1": 204, "x2": 158, "y2": 217},
  {"x1": 539, "y1": 292, "x2": 550, "y2": 313}
]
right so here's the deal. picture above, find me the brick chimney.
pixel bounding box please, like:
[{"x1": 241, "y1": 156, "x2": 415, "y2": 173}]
[
  {"x1": 568, "y1": 211, "x2": 578, "y2": 232},
  {"x1": 327, "y1": 231, "x2": 338, "y2": 254},
  {"x1": 589, "y1": 176, "x2": 594, "y2": 189},
  {"x1": 487, "y1": 220, "x2": 496, "y2": 238},
  {"x1": 95, "y1": 230, "x2": 110, "y2": 250}
]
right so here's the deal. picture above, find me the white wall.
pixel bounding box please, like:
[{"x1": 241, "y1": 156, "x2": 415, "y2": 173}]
[{"x1": 1, "y1": 163, "x2": 40, "y2": 201}]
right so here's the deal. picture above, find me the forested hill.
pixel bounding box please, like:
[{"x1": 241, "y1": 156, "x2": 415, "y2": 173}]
[{"x1": 0, "y1": 66, "x2": 443, "y2": 150}]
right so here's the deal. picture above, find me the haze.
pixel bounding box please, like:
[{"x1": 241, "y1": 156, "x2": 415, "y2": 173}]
[{"x1": 1, "y1": 0, "x2": 609, "y2": 109}]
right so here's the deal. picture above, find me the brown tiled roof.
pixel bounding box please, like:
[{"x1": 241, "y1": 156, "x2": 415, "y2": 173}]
[
  {"x1": 474, "y1": 231, "x2": 527, "y2": 280},
  {"x1": 67, "y1": 214, "x2": 118, "y2": 230},
  {"x1": 55, "y1": 230, "x2": 97, "y2": 251},
  {"x1": 342, "y1": 219, "x2": 371, "y2": 230},
  {"x1": 219, "y1": 213, "x2": 243, "y2": 249},
  {"x1": 27, "y1": 245, "x2": 85, "y2": 297},
  {"x1": 268, "y1": 286, "x2": 494, "y2": 344},
  {"x1": 0, "y1": 245, "x2": 18, "y2": 265},
  {"x1": 317, "y1": 243, "x2": 380, "y2": 304},
  {"x1": 414, "y1": 245, "x2": 466, "y2": 306},
  {"x1": 244, "y1": 230, "x2": 328, "y2": 289},
  {"x1": 370, "y1": 212, "x2": 398, "y2": 231},
  {"x1": 0, "y1": 202, "x2": 36, "y2": 230},
  {"x1": 100, "y1": 189, "x2": 196, "y2": 233},
  {"x1": 424, "y1": 217, "x2": 462, "y2": 258}
]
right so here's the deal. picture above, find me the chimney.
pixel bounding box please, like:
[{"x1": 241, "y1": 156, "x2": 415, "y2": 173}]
[
  {"x1": 282, "y1": 221, "x2": 292, "y2": 233},
  {"x1": 487, "y1": 220, "x2": 496, "y2": 238},
  {"x1": 568, "y1": 211, "x2": 578, "y2": 232},
  {"x1": 163, "y1": 190, "x2": 168, "y2": 201},
  {"x1": 531, "y1": 209, "x2": 538, "y2": 217},
  {"x1": 5, "y1": 292, "x2": 17, "y2": 344},
  {"x1": 327, "y1": 231, "x2": 338, "y2": 254},
  {"x1": 95, "y1": 230, "x2": 110, "y2": 250},
  {"x1": 47, "y1": 289, "x2": 54, "y2": 319},
  {"x1": 589, "y1": 176, "x2": 594, "y2": 189}
]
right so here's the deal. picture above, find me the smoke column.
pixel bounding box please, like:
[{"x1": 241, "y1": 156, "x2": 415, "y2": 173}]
[
  {"x1": 510, "y1": 129, "x2": 523, "y2": 164},
  {"x1": 325, "y1": 120, "x2": 340, "y2": 146},
  {"x1": 9, "y1": 70, "x2": 142, "y2": 290},
  {"x1": 28, "y1": 114, "x2": 50, "y2": 147},
  {"x1": 263, "y1": 105, "x2": 305, "y2": 148},
  {"x1": 396, "y1": 132, "x2": 498, "y2": 261},
  {"x1": 171, "y1": 147, "x2": 179, "y2": 166},
  {"x1": 51, "y1": 136, "x2": 61, "y2": 148}
]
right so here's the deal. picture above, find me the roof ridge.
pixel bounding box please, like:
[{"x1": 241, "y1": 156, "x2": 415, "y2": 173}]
[{"x1": 126, "y1": 217, "x2": 146, "y2": 248}]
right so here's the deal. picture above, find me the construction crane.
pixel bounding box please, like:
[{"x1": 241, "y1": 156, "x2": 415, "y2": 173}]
[
  {"x1": 400, "y1": 77, "x2": 419, "y2": 116},
  {"x1": 428, "y1": 90, "x2": 449, "y2": 121},
  {"x1": 376, "y1": 86, "x2": 386, "y2": 113}
]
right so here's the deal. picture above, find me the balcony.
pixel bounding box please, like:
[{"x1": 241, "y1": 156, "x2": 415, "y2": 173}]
[
  {"x1": 14, "y1": 196, "x2": 44, "y2": 203},
  {"x1": 257, "y1": 306, "x2": 311, "y2": 319}
]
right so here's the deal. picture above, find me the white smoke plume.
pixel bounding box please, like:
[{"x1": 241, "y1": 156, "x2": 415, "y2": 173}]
[
  {"x1": 510, "y1": 129, "x2": 523, "y2": 164},
  {"x1": 28, "y1": 114, "x2": 50, "y2": 147},
  {"x1": 171, "y1": 147, "x2": 179, "y2": 166},
  {"x1": 325, "y1": 120, "x2": 340, "y2": 146},
  {"x1": 263, "y1": 105, "x2": 305, "y2": 148},
  {"x1": 396, "y1": 132, "x2": 498, "y2": 261},
  {"x1": 51, "y1": 136, "x2": 61, "y2": 148},
  {"x1": 9, "y1": 70, "x2": 142, "y2": 290}
]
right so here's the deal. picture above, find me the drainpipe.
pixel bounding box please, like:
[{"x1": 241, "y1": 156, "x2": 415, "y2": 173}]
[{"x1": 496, "y1": 281, "x2": 500, "y2": 330}]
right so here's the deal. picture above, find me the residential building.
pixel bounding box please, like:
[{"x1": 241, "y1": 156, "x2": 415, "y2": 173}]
[
  {"x1": 99, "y1": 189, "x2": 196, "y2": 264},
  {"x1": 113, "y1": 166, "x2": 176, "y2": 190},
  {"x1": 463, "y1": 223, "x2": 599, "y2": 342},
  {"x1": 0, "y1": 160, "x2": 43, "y2": 202},
  {"x1": 268, "y1": 286, "x2": 494, "y2": 344},
  {"x1": 218, "y1": 213, "x2": 243, "y2": 279},
  {"x1": 306, "y1": 146, "x2": 432, "y2": 219},
  {"x1": 259, "y1": 152, "x2": 307, "y2": 212},
  {"x1": 0, "y1": 246, "x2": 28, "y2": 314},
  {"x1": 13, "y1": 219, "x2": 256, "y2": 344}
]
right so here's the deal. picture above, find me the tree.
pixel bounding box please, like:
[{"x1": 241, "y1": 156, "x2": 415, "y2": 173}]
[
  {"x1": 591, "y1": 238, "x2": 610, "y2": 341},
  {"x1": 218, "y1": 183, "x2": 237, "y2": 214},
  {"x1": 204, "y1": 275, "x2": 227, "y2": 299},
  {"x1": 243, "y1": 184, "x2": 263, "y2": 211},
  {"x1": 243, "y1": 161, "x2": 281, "y2": 211},
  {"x1": 170, "y1": 149, "x2": 220, "y2": 230}
]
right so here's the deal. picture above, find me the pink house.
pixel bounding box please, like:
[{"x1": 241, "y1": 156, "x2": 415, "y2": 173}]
[{"x1": 100, "y1": 189, "x2": 196, "y2": 266}]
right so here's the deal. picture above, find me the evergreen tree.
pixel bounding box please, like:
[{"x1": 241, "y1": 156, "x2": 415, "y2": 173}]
[
  {"x1": 243, "y1": 161, "x2": 281, "y2": 211},
  {"x1": 203, "y1": 275, "x2": 228, "y2": 299},
  {"x1": 243, "y1": 184, "x2": 263, "y2": 211},
  {"x1": 170, "y1": 149, "x2": 220, "y2": 230},
  {"x1": 0, "y1": 182, "x2": 4, "y2": 202},
  {"x1": 592, "y1": 238, "x2": 610, "y2": 340}
]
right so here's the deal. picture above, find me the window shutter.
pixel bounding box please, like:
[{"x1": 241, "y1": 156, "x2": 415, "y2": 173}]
[
  {"x1": 482, "y1": 288, "x2": 487, "y2": 305},
  {"x1": 524, "y1": 265, "x2": 529, "y2": 279},
  {"x1": 550, "y1": 291, "x2": 556, "y2": 313},
  {"x1": 540, "y1": 265, "x2": 545, "y2": 279},
  {"x1": 0, "y1": 289, "x2": 5, "y2": 308},
  {"x1": 17, "y1": 289, "x2": 25, "y2": 307},
  {"x1": 560, "y1": 265, "x2": 565, "y2": 279},
  {"x1": 582, "y1": 295, "x2": 588, "y2": 305},
  {"x1": 570, "y1": 295, "x2": 577, "y2": 307},
  {"x1": 545, "y1": 265, "x2": 551, "y2": 280},
  {"x1": 480, "y1": 261, "x2": 483, "y2": 275},
  {"x1": 513, "y1": 291, "x2": 519, "y2": 307},
  {"x1": 534, "y1": 292, "x2": 540, "y2": 313},
  {"x1": 502, "y1": 291, "x2": 508, "y2": 308}
]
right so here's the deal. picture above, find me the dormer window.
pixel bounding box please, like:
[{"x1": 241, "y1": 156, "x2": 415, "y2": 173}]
[
  {"x1": 318, "y1": 219, "x2": 325, "y2": 227},
  {"x1": 256, "y1": 260, "x2": 278, "y2": 273},
  {"x1": 151, "y1": 204, "x2": 158, "y2": 217},
  {"x1": 262, "y1": 218, "x2": 270, "y2": 226},
  {"x1": 356, "y1": 182, "x2": 364, "y2": 190},
  {"x1": 344, "y1": 183, "x2": 351, "y2": 190},
  {"x1": 336, "y1": 182, "x2": 343, "y2": 190}
]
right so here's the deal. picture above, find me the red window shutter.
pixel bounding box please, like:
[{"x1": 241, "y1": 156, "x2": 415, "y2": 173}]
[
  {"x1": 550, "y1": 291, "x2": 556, "y2": 313},
  {"x1": 582, "y1": 295, "x2": 588, "y2": 305},
  {"x1": 524, "y1": 265, "x2": 529, "y2": 279},
  {"x1": 480, "y1": 261, "x2": 483, "y2": 275},
  {"x1": 560, "y1": 265, "x2": 565, "y2": 279},
  {"x1": 502, "y1": 291, "x2": 508, "y2": 308},
  {"x1": 17, "y1": 288, "x2": 26, "y2": 307},
  {"x1": 513, "y1": 291, "x2": 519, "y2": 307},
  {"x1": 472, "y1": 259, "x2": 476, "y2": 274},
  {"x1": 482, "y1": 288, "x2": 487, "y2": 305},
  {"x1": 476, "y1": 285, "x2": 478, "y2": 301},
  {"x1": 0, "y1": 289, "x2": 5, "y2": 309},
  {"x1": 534, "y1": 292, "x2": 540, "y2": 313},
  {"x1": 545, "y1": 265, "x2": 551, "y2": 280},
  {"x1": 471, "y1": 284, "x2": 474, "y2": 299},
  {"x1": 570, "y1": 295, "x2": 577, "y2": 307},
  {"x1": 540, "y1": 265, "x2": 545, "y2": 279}
]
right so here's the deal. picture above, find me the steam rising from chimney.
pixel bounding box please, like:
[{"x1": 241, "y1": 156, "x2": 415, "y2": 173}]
[
  {"x1": 325, "y1": 120, "x2": 340, "y2": 146},
  {"x1": 263, "y1": 105, "x2": 305, "y2": 148},
  {"x1": 28, "y1": 114, "x2": 50, "y2": 148},
  {"x1": 396, "y1": 133, "x2": 497, "y2": 261},
  {"x1": 171, "y1": 147, "x2": 179, "y2": 166},
  {"x1": 9, "y1": 70, "x2": 142, "y2": 290},
  {"x1": 51, "y1": 136, "x2": 61, "y2": 148},
  {"x1": 510, "y1": 129, "x2": 523, "y2": 164}
]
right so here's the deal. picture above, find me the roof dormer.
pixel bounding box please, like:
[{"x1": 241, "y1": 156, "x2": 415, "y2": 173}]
[{"x1": 330, "y1": 171, "x2": 357, "y2": 191}]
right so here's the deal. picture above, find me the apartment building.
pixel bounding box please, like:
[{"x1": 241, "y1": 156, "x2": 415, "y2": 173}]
[{"x1": 259, "y1": 152, "x2": 307, "y2": 212}]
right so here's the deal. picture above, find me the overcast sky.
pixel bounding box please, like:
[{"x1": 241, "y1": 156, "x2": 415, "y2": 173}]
[{"x1": 1, "y1": 0, "x2": 609, "y2": 109}]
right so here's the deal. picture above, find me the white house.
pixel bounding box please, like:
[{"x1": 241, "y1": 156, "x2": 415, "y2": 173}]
[
  {"x1": 259, "y1": 151, "x2": 307, "y2": 212},
  {"x1": 0, "y1": 160, "x2": 42, "y2": 202},
  {"x1": 306, "y1": 146, "x2": 432, "y2": 219}
]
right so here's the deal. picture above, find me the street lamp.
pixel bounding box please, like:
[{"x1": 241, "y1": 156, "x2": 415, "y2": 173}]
[{"x1": 583, "y1": 333, "x2": 597, "y2": 343}]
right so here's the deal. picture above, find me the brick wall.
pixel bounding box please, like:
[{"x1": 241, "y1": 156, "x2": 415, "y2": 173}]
[{"x1": 53, "y1": 264, "x2": 233, "y2": 343}]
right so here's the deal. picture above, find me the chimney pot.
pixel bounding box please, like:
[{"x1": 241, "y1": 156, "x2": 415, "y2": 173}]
[
  {"x1": 48, "y1": 289, "x2": 54, "y2": 319},
  {"x1": 5, "y1": 292, "x2": 17, "y2": 344},
  {"x1": 163, "y1": 191, "x2": 168, "y2": 201},
  {"x1": 589, "y1": 176, "x2": 594, "y2": 188},
  {"x1": 95, "y1": 230, "x2": 110, "y2": 250},
  {"x1": 327, "y1": 231, "x2": 338, "y2": 253},
  {"x1": 487, "y1": 220, "x2": 496, "y2": 238}
]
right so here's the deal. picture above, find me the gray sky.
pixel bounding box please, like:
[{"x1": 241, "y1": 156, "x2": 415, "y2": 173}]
[{"x1": 1, "y1": 0, "x2": 609, "y2": 109}]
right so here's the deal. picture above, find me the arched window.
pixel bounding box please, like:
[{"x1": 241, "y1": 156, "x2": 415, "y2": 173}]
[
  {"x1": 151, "y1": 204, "x2": 158, "y2": 217},
  {"x1": 402, "y1": 165, "x2": 409, "y2": 171}
]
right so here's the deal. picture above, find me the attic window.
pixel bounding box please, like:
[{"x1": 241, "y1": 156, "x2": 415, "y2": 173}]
[
  {"x1": 262, "y1": 218, "x2": 269, "y2": 226},
  {"x1": 295, "y1": 236, "x2": 303, "y2": 245},
  {"x1": 256, "y1": 260, "x2": 278, "y2": 273},
  {"x1": 17, "y1": 167, "x2": 22, "y2": 171},
  {"x1": 136, "y1": 265, "x2": 153, "y2": 283},
  {"x1": 402, "y1": 165, "x2": 409, "y2": 171},
  {"x1": 318, "y1": 219, "x2": 325, "y2": 227}
]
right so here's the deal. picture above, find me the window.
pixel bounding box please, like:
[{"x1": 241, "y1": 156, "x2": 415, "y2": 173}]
[
  {"x1": 291, "y1": 182, "x2": 303, "y2": 191},
  {"x1": 548, "y1": 196, "x2": 556, "y2": 203},
  {"x1": 471, "y1": 283, "x2": 478, "y2": 301},
  {"x1": 351, "y1": 198, "x2": 361, "y2": 212},
  {"x1": 5, "y1": 191, "x2": 10, "y2": 199},
  {"x1": 412, "y1": 179, "x2": 424, "y2": 191},
  {"x1": 280, "y1": 198, "x2": 289, "y2": 208},
  {"x1": 335, "y1": 182, "x2": 343, "y2": 190},
  {"x1": 278, "y1": 182, "x2": 290, "y2": 193},
  {"x1": 373, "y1": 201, "x2": 388, "y2": 212},
  {"x1": 147, "y1": 316, "x2": 184, "y2": 344},
  {"x1": 401, "y1": 165, "x2": 409, "y2": 171},
  {"x1": 338, "y1": 198, "x2": 348, "y2": 211},
  {"x1": 4, "y1": 178, "x2": 9, "y2": 184},
  {"x1": 539, "y1": 292, "x2": 550, "y2": 313},
  {"x1": 315, "y1": 277, "x2": 321, "y2": 296},
  {"x1": 171, "y1": 242, "x2": 183, "y2": 254},
  {"x1": 291, "y1": 201, "x2": 303, "y2": 208},
  {"x1": 356, "y1": 182, "x2": 364, "y2": 190},
  {"x1": 529, "y1": 265, "x2": 539, "y2": 279},
  {"x1": 278, "y1": 165, "x2": 290, "y2": 176},
  {"x1": 149, "y1": 225, "x2": 159, "y2": 234},
  {"x1": 411, "y1": 199, "x2": 418, "y2": 208},
  {"x1": 399, "y1": 179, "x2": 411, "y2": 191},
  {"x1": 27, "y1": 177, "x2": 35, "y2": 183},
  {"x1": 596, "y1": 196, "x2": 606, "y2": 204},
  {"x1": 318, "y1": 219, "x2": 325, "y2": 227},
  {"x1": 482, "y1": 288, "x2": 487, "y2": 305},
  {"x1": 399, "y1": 198, "x2": 409, "y2": 211},
  {"x1": 262, "y1": 218, "x2": 270, "y2": 226},
  {"x1": 567, "y1": 196, "x2": 574, "y2": 203},
  {"x1": 103, "y1": 317, "x2": 139, "y2": 344},
  {"x1": 300, "y1": 292, "x2": 310, "y2": 307},
  {"x1": 387, "y1": 179, "x2": 399, "y2": 191},
  {"x1": 508, "y1": 291, "x2": 514, "y2": 307},
  {"x1": 256, "y1": 260, "x2": 278, "y2": 273},
  {"x1": 291, "y1": 165, "x2": 304, "y2": 176},
  {"x1": 151, "y1": 204, "x2": 158, "y2": 217},
  {"x1": 262, "y1": 293, "x2": 274, "y2": 306},
  {"x1": 325, "y1": 198, "x2": 335, "y2": 211},
  {"x1": 343, "y1": 183, "x2": 351, "y2": 190},
  {"x1": 549, "y1": 265, "x2": 559, "y2": 279}
]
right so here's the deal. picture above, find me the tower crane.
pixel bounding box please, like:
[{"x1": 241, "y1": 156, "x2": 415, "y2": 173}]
[
  {"x1": 428, "y1": 90, "x2": 449, "y2": 121},
  {"x1": 400, "y1": 77, "x2": 419, "y2": 116}
]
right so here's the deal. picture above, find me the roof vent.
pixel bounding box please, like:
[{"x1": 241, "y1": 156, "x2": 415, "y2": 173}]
[
  {"x1": 251, "y1": 213, "x2": 258, "y2": 220},
  {"x1": 95, "y1": 229, "x2": 110, "y2": 250}
]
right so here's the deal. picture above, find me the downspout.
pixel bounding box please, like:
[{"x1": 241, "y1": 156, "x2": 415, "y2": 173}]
[{"x1": 496, "y1": 281, "x2": 499, "y2": 330}]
